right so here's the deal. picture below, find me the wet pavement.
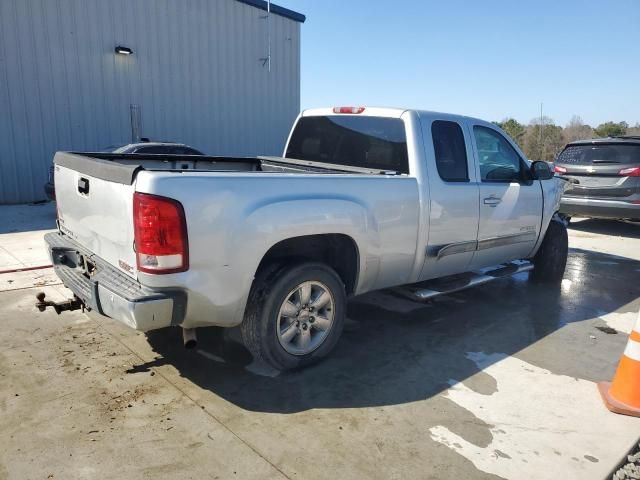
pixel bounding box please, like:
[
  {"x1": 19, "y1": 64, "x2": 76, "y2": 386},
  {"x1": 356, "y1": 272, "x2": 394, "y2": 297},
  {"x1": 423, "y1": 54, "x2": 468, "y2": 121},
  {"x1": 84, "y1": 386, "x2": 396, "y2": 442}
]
[{"x1": 0, "y1": 205, "x2": 639, "y2": 479}]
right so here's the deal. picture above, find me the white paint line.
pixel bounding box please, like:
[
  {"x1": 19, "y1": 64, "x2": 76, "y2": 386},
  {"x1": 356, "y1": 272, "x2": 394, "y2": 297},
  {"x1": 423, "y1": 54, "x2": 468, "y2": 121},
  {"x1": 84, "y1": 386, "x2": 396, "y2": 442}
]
[
  {"x1": 196, "y1": 349, "x2": 226, "y2": 363},
  {"x1": 624, "y1": 339, "x2": 640, "y2": 362},
  {"x1": 429, "y1": 352, "x2": 640, "y2": 480},
  {"x1": 599, "y1": 311, "x2": 638, "y2": 334},
  {"x1": 244, "y1": 360, "x2": 281, "y2": 378}
]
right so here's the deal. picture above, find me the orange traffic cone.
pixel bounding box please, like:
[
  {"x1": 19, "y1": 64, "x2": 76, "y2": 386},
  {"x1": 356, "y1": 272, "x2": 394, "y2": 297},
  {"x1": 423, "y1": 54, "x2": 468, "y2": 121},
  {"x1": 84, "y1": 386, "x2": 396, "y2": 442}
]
[{"x1": 599, "y1": 311, "x2": 640, "y2": 417}]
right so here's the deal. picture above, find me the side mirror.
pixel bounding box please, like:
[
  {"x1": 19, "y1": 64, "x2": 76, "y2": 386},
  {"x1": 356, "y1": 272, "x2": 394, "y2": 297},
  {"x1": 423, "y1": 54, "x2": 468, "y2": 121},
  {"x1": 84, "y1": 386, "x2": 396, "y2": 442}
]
[{"x1": 531, "y1": 161, "x2": 553, "y2": 180}]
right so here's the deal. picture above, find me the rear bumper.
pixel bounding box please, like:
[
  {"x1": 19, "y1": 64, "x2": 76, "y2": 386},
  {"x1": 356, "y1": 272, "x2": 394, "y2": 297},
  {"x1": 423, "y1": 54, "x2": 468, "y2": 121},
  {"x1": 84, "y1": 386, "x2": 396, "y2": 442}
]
[
  {"x1": 45, "y1": 232, "x2": 186, "y2": 331},
  {"x1": 560, "y1": 196, "x2": 640, "y2": 220}
]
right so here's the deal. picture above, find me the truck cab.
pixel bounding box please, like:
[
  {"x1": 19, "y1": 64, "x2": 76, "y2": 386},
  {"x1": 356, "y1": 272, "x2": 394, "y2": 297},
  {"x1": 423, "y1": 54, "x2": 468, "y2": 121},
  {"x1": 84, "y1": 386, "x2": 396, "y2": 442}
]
[{"x1": 286, "y1": 108, "x2": 559, "y2": 282}]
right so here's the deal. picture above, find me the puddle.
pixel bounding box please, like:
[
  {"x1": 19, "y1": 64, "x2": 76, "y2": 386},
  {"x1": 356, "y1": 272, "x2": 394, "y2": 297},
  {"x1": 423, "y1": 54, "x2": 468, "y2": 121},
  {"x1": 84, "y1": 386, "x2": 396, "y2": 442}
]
[{"x1": 429, "y1": 352, "x2": 639, "y2": 480}]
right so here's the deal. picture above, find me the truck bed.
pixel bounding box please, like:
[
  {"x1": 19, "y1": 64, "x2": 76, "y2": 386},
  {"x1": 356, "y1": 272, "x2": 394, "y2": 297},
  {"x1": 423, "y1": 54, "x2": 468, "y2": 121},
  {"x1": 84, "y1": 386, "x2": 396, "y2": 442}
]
[{"x1": 56, "y1": 152, "x2": 399, "y2": 187}]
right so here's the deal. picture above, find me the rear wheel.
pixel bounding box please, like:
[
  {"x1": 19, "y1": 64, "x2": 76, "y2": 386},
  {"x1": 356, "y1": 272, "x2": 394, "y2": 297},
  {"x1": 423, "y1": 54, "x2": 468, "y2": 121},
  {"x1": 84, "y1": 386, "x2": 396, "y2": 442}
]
[
  {"x1": 241, "y1": 262, "x2": 346, "y2": 371},
  {"x1": 531, "y1": 220, "x2": 568, "y2": 283}
]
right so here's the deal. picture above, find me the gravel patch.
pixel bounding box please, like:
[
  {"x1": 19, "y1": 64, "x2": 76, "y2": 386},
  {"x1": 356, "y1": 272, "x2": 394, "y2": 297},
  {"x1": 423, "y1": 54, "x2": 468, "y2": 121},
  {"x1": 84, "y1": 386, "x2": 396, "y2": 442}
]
[{"x1": 613, "y1": 443, "x2": 640, "y2": 480}]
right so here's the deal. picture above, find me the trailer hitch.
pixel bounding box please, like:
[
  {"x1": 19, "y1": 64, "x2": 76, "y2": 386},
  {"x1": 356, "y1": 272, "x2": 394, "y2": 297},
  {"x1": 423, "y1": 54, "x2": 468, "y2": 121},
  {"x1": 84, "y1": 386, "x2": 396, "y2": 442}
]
[{"x1": 35, "y1": 292, "x2": 85, "y2": 315}]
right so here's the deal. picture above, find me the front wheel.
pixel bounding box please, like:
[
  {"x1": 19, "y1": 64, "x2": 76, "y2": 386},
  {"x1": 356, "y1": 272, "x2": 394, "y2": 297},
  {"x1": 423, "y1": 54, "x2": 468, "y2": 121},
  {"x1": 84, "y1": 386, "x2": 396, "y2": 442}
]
[
  {"x1": 557, "y1": 213, "x2": 571, "y2": 226},
  {"x1": 241, "y1": 262, "x2": 346, "y2": 371},
  {"x1": 530, "y1": 220, "x2": 568, "y2": 283}
]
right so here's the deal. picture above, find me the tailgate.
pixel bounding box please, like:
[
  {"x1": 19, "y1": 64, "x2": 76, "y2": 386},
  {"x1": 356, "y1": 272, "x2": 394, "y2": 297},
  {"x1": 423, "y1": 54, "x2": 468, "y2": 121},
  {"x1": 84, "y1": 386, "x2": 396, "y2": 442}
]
[
  {"x1": 562, "y1": 174, "x2": 637, "y2": 198},
  {"x1": 54, "y1": 152, "x2": 139, "y2": 278}
]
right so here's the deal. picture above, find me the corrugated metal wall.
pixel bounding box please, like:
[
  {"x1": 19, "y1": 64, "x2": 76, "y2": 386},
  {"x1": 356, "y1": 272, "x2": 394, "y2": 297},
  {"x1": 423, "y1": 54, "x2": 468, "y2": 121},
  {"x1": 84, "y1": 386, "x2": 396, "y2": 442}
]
[{"x1": 0, "y1": 0, "x2": 301, "y2": 204}]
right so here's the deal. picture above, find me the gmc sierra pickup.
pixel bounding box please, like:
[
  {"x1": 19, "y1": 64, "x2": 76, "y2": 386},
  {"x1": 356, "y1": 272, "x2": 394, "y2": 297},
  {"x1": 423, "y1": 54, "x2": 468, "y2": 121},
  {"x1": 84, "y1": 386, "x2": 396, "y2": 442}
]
[{"x1": 39, "y1": 107, "x2": 568, "y2": 370}]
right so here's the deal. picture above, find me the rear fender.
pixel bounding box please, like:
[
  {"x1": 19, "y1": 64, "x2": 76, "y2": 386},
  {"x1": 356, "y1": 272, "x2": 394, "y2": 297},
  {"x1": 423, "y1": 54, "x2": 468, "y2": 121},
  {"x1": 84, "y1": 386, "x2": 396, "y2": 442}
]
[{"x1": 223, "y1": 197, "x2": 378, "y2": 324}]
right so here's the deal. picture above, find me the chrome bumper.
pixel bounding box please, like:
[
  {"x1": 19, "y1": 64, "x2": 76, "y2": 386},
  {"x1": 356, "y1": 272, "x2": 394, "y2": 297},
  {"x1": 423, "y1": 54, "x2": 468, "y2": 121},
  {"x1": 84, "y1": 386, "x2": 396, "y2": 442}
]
[
  {"x1": 560, "y1": 196, "x2": 640, "y2": 220},
  {"x1": 44, "y1": 232, "x2": 185, "y2": 331}
]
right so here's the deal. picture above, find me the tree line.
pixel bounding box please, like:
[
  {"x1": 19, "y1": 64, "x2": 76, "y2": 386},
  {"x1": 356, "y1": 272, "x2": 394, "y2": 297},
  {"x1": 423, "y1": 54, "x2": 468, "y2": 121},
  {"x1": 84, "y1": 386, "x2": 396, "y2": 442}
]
[{"x1": 493, "y1": 116, "x2": 640, "y2": 161}]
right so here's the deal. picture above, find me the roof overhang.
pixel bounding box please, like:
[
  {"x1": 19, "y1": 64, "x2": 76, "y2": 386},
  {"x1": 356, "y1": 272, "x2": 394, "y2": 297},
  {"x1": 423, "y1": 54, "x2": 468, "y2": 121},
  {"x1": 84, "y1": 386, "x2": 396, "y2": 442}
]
[{"x1": 236, "y1": 0, "x2": 305, "y2": 23}]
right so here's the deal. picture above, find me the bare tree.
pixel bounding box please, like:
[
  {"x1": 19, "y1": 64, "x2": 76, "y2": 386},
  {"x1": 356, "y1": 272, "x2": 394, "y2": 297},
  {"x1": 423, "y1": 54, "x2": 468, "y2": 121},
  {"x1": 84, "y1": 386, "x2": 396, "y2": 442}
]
[{"x1": 563, "y1": 115, "x2": 593, "y2": 143}]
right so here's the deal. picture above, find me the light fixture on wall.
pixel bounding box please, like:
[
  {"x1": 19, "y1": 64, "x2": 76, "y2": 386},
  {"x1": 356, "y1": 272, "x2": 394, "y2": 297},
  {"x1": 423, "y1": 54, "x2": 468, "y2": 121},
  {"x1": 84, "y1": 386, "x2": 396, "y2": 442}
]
[{"x1": 115, "y1": 46, "x2": 133, "y2": 55}]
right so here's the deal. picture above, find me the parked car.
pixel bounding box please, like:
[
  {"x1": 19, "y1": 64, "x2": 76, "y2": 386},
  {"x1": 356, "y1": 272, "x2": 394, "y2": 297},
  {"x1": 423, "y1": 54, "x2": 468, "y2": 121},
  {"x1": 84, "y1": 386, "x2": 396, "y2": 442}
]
[
  {"x1": 555, "y1": 136, "x2": 640, "y2": 222},
  {"x1": 39, "y1": 107, "x2": 567, "y2": 370},
  {"x1": 44, "y1": 142, "x2": 204, "y2": 200}
]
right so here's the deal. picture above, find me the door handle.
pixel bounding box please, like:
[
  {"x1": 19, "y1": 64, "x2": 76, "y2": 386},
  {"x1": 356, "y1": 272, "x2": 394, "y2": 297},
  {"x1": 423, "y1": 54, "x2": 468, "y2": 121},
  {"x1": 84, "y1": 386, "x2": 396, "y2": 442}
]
[
  {"x1": 483, "y1": 196, "x2": 501, "y2": 207},
  {"x1": 77, "y1": 177, "x2": 90, "y2": 195}
]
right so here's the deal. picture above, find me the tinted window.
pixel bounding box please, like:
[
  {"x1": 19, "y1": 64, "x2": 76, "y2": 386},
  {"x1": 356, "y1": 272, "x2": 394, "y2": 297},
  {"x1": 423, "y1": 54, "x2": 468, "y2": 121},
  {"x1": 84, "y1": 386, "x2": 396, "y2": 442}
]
[
  {"x1": 134, "y1": 146, "x2": 166, "y2": 154},
  {"x1": 431, "y1": 120, "x2": 468, "y2": 182},
  {"x1": 103, "y1": 144, "x2": 128, "y2": 152},
  {"x1": 286, "y1": 116, "x2": 409, "y2": 173},
  {"x1": 557, "y1": 144, "x2": 640, "y2": 166},
  {"x1": 473, "y1": 126, "x2": 523, "y2": 182},
  {"x1": 174, "y1": 147, "x2": 204, "y2": 155}
]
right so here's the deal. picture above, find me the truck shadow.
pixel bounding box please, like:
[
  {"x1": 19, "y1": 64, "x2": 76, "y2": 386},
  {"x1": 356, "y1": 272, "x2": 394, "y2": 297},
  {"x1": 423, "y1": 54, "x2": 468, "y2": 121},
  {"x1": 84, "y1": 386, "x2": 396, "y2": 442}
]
[
  {"x1": 569, "y1": 218, "x2": 640, "y2": 239},
  {"x1": 138, "y1": 247, "x2": 639, "y2": 413}
]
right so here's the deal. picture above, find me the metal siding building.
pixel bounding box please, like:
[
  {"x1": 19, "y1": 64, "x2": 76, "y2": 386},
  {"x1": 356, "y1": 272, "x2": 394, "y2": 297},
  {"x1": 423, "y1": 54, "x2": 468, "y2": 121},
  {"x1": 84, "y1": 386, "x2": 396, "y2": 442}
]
[{"x1": 0, "y1": 0, "x2": 303, "y2": 204}]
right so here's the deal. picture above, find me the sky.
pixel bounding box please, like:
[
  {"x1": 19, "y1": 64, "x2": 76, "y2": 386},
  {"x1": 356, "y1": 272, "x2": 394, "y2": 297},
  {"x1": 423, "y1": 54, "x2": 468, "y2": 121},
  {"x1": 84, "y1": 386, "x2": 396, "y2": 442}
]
[{"x1": 276, "y1": 0, "x2": 640, "y2": 127}]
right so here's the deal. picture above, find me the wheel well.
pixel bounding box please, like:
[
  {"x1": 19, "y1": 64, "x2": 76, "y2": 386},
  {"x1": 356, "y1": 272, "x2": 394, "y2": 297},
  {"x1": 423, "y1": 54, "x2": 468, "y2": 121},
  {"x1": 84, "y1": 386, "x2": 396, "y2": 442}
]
[{"x1": 256, "y1": 234, "x2": 359, "y2": 294}]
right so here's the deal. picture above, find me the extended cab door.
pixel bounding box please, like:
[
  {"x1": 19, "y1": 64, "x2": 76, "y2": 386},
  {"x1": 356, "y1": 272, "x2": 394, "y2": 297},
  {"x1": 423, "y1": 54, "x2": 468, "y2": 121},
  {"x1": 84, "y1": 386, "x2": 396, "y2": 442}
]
[
  {"x1": 419, "y1": 117, "x2": 480, "y2": 280},
  {"x1": 468, "y1": 123, "x2": 542, "y2": 269}
]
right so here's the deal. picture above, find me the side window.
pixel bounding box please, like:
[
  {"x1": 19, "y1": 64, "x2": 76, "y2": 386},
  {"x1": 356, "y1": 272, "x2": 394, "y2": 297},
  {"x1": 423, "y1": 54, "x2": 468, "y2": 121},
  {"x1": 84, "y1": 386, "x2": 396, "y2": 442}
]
[
  {"x1": 473, "y1": 126, "x2": 523, "y2": 182},
  {"x1": 134, "y1": 146, "x2": 165, "y2": 154},
  {"x1": 175, "y1": 147, "x2": 203, "y2": 155},
  {"x1": 431, "y1": 120, "x2": 469, "y2": 182}
]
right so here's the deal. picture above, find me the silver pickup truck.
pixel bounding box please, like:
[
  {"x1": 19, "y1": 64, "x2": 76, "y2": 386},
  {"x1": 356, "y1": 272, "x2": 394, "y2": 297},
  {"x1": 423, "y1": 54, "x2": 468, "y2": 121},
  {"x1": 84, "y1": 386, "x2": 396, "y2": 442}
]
[{"x1": 40, "y1": 107, "x2": 567, "y2": 370}]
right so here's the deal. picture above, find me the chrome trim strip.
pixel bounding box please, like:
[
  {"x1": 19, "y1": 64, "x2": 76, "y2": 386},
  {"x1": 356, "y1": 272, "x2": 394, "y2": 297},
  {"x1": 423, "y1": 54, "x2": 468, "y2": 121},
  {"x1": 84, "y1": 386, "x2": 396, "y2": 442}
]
[
  {"x1": 477, "y1": 231, "x2": 537, "y2": 251},
  {"x1": 430, "y1": 240, "x2": 478, "y2": 259},
  {"x1": 431, "y1": 231, "x2": 536, "y2": 259}
]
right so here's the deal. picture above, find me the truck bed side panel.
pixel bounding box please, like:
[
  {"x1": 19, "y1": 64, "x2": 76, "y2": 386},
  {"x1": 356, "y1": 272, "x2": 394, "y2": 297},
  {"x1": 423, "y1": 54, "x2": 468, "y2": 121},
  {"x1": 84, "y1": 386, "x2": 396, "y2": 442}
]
[{"x1": 134, "y1": 171, "x2": 420, "y2": 328}]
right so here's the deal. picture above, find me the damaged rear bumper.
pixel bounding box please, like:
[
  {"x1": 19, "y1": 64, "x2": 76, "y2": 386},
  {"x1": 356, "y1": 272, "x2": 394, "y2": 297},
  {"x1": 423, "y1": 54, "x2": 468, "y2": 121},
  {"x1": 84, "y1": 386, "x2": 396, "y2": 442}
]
[{"x1": 44, "y1": 232, "x2": 185, "y2": 331}]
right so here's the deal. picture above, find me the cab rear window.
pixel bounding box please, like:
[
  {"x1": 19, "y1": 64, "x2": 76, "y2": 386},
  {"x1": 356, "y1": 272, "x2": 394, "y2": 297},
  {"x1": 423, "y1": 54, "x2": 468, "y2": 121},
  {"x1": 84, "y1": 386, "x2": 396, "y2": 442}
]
[{"x1": 285, "y1": 116, "x2": 409, "y2": 174}]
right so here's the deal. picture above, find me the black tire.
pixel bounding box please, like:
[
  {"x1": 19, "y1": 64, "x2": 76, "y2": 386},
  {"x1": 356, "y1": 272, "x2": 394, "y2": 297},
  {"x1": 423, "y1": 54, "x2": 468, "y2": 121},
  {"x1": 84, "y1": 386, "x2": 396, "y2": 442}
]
[
  {"x1": 241, "y1": 262, "x2": 346, "y2": 371},
  {"x1": 531, "y1": 220, "x2": 568, "y2": 283}
]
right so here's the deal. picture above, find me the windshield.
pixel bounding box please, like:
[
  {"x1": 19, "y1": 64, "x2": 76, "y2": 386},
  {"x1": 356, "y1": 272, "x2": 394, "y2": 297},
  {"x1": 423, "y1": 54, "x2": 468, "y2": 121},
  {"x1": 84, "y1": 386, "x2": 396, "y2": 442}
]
[
  {"x1": 557, "y1": 144, "x2": 640, "y2": 165},
  {"x1": 100, "y1": 144, "x2": 129, "y2": 153},
  {"x1": 285, "y1": 116, "x2": 409, "y2": 174}
]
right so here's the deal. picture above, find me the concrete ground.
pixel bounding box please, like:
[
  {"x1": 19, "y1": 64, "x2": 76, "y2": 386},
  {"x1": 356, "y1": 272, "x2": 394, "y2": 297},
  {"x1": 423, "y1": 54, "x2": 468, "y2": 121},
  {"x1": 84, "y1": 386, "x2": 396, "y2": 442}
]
[{"x1": 1, "y1": 203, "x2": 639, "y2": 480}]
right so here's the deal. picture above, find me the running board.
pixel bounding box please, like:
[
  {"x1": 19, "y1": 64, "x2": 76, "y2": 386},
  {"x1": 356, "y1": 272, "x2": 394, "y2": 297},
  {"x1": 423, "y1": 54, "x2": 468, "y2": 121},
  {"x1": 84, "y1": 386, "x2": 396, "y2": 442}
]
[{"x1": 392, "y1": 260, "x2": 533, "y2": 302}]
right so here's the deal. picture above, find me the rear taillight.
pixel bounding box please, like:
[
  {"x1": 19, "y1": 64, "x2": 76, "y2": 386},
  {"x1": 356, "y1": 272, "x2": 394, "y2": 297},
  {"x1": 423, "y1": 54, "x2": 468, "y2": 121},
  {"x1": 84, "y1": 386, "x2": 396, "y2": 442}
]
[
  {"x1": 554, "y1": 165, "x2": 567, "y2": 175},
  {"x1": 619, "y1": 166, "x2": 640, "y2": 177},
  {"x1": 332, "y1": 106, "x2": 365, "y2": 114},
  {"x1": 133, "y1": 192, "x2": 188, "y2": 274}
]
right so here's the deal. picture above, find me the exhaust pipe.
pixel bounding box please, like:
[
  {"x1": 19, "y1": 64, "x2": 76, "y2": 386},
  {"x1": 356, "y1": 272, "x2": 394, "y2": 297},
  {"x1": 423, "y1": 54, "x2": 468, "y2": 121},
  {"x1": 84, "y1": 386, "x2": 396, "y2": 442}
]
[{"x1": 182, "y1": 328, "x2": 197, "y2": 349}]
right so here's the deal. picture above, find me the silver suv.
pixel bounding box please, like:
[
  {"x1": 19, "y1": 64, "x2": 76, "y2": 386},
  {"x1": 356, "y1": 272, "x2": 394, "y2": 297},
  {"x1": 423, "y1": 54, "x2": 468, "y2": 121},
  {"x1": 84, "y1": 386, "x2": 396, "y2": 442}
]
[{"x1": 555, "y1": 136, "x2": 640, "y2": 221}]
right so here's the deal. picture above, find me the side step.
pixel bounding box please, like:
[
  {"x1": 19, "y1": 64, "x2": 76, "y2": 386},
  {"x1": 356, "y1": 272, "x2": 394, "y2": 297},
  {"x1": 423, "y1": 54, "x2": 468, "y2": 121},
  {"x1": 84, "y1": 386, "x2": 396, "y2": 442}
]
[{"x1": 392, "y1": 260, "x2": 533, "y2": 302}]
